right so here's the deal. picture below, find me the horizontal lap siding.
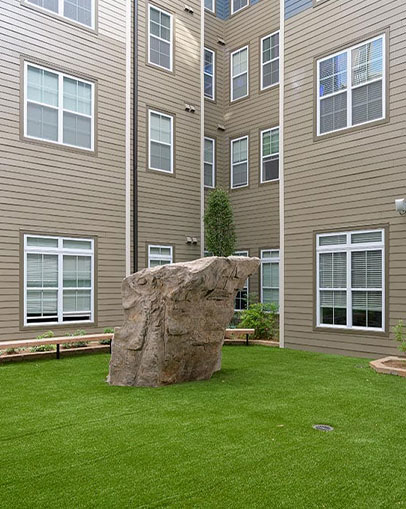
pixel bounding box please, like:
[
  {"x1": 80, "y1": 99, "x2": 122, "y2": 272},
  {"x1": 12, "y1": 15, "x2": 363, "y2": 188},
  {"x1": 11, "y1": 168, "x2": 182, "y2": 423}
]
[
  {"x1": 225, "y1": 0, "x2": 280, "y2": 297},
  {"x1": 136, "y1": 1, "x2": 202, "y2": 269},
  {"x1": 0, "y1": 0, "x2": 127, "y2": 342},
  {"x1": 283, "y1": 0, "x2": 406, "y2": 357}
]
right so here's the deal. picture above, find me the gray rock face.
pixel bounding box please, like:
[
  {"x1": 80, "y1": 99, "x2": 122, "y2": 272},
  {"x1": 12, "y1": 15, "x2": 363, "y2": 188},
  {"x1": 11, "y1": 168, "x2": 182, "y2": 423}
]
[{"x1": 108, "y1": 256, "x2": 260, "y2": 387}]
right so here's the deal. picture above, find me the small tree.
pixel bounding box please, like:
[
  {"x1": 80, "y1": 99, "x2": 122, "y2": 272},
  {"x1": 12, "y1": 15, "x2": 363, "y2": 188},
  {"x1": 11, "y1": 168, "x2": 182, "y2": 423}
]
[
  {"x1": 204, "y1": 188, "x2": 236, "y2": 256},
  {"x1": 393, "y1": 320, "x2": 406, "y2": 354}
]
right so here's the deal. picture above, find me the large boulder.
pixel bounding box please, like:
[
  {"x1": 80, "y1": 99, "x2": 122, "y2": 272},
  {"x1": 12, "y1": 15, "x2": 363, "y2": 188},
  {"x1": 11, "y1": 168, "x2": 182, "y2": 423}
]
[{"x1": 108, "y1": 256, "x2": 260, "y2": 387}]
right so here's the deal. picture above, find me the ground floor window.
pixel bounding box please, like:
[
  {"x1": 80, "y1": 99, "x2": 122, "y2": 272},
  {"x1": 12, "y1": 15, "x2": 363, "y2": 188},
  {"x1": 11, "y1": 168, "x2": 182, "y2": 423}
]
[
  {"x1": 234, "y1": 251, "x2": 249, "y2": 311},
  {"x1": 148, "y1": 245, "x2": 173, "y2": 268},
  {"x1": 316, "y1": 229, "x2": 384, "y2": 331},
  {"x1": 261, "y1": 250, "x2": 279, "y2": 310},
  {"x1": 24, "y1": 234, "x2": 94, "y2": 326}
]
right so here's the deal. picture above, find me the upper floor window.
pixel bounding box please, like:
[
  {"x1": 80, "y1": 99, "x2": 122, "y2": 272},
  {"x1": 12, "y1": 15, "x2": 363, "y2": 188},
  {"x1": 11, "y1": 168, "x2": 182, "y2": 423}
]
[
  {"x1": 149, "y1": 110, "x2": 173, "y2": 173},
  {"x1": 231, "y1": 0, "x2": 248, "y2": 15},
  {"x1": 231, "y1": 46, "x2": 249, "y2": 102},
  {"x1": 234, "y1": 251, "x2": 249, "y2": 311},
  {"x1": 204, "y1": 137, "x2": 215, "y2": 188},
  {"x1": 261, "y1": 31, "x2": 279, "y2": 90},
  {"x1": 231, "y1": 136, "x2": 248, "y2": 189},
  {"x1": 26, "y1": 0, "x2": 95, "y2": 28},
  {"x1": 148, "y1": 245, "x2": 173, "y2": 268},
  {"x1": 204, "y1": 0, "x2": 215, "y2": 13},
  {"x1": 148, "y1": 4, "x2": 173, "y2": 72},
  {"x1": 204, "y1": 48, "x2": 215, "y2": 100},
  {"x1": 316, "y1": 229, "x2": 384, "y2": 331},
  {"x1": 24, "y1": 235, "x2": 94, "y2": 326},
  {"x1": 24, "y1": 63, "x2": 94, "y2": 150},
  {"x1": 261, "y1": 127, "x2": 279, "y2": 182},
  {"x1": 261, "y1": 250, "x2": 280, "y2": 310},
  {"x1": 317, "y1": 34, "x2": 385, "y2": 136}
]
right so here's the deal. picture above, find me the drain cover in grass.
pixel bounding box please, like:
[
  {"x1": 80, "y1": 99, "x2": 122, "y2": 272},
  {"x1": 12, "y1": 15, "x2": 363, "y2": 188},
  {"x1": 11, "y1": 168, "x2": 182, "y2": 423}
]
[{"x1": 313, "y1": 424, "x2": 334, "y2": 432}]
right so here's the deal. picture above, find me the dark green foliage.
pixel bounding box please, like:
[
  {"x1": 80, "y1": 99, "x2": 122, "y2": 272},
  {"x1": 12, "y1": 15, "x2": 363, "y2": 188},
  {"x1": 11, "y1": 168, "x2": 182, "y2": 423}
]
[
  {"x1": 238, "y1": 302, "x2": 279, "y2": 339},
  {"x1": 204, "y1": 188, "x2": 236, "y2": 256},
  {"x1": 100, "y1": 327, "x2": 114, "y2": 345},
  {"x1": 1, "y1": 348, "x2": 406, "y2": 508},
  {"x1": 63, "y1": 329, "x2": 89, "y2": 349},
  {"x1": 30, "y1": 331, "x2": 56, "y2": 352},
  {"x1": 393, "y1": 320, "x2": 406, "y2": 353}
]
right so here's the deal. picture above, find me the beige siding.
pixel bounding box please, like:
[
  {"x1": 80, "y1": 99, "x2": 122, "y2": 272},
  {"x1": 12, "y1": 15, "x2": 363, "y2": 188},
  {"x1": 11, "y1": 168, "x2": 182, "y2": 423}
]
[
  {"x1": 0, "y1": 0, "x2": 127, "y2": 341},
  {"x1": 283, "y1": 0, "x2": 406, "y2": 357},
  {"x1": 136, "y1": 0, "x2": 202, "y2": 269}
]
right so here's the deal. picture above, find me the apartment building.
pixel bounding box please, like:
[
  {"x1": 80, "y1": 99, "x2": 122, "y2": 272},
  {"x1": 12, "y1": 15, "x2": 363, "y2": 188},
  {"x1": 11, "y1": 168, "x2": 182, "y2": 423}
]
[
  {"x1": 0, "y1": 0, "x2": 129, "y2": 342},
  {"x1": 283, "y1": 0, "x2": 406, "y2": 357}
]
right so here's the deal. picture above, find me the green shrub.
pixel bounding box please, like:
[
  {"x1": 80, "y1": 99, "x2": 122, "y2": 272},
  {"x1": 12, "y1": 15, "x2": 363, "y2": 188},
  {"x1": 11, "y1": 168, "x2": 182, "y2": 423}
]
[
  {"x1": 63, "y1": 329, "x2": 89, "y2": 349},
  {"x1": 6, "y1": 347, "x2": 21, "y2": 355},
  {"x1": 204, "y1": 188, "x2": 236, "y2": 257},
  {"x1": 100, "y1": 327, "x2": 114, "y2": 345},
  {"x1": 238, "y1": 302, "x2": 279, "y2": 340},
  {"x1": 30, "y1": 331, "x2": 56, "y2": 352},
  {"x1": 393, "y1": 320, "x2": 406, "y2": 354}
]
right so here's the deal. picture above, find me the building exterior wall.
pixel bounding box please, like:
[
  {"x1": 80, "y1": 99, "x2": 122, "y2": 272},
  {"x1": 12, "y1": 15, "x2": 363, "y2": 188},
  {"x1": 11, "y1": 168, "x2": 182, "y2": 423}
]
[
  {"x1": 0, "y1": 0, "x2": 128, "y2": 341},
  {"x1": 283, "y1": 0, "x2": 406, "y2": 357}
]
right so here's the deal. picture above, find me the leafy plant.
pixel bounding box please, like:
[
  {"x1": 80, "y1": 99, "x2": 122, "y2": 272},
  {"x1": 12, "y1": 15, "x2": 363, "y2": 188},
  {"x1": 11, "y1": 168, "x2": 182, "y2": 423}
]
[
  {"x1": 100, "y1": 327, "x2": 114, "y2": 345},
  {"x1": 204, "y1": 188, "x2": 236, "y2": 257},
  {"x1": 30, "y1": 331, "x2": 56, "y2": 352},
  {"x1": 393, "y1": 320, "x2": 406, "y2": 354},
  {"x1": 6, "y1": 348, "x2": 21, "y2": 355},
  {"x1": 238, "y1": 302, "x2": 279, "y2": 340},
  {"x1": 63, "y1": 329, "x2": 89, "y2": 349}
]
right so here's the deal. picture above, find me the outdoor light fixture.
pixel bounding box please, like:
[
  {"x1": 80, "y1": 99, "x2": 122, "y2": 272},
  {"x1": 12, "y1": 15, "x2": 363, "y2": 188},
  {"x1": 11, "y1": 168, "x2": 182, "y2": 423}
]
[
  {"x1": 192, "y1": 237, "x2": 198, "y2": 244},
  {"x1": 395, "y1": 198, "x2": 406, "y2": 215},
  {"x1": 185, "y1": 104, "x2": 195, "y2": 113},
  {"x1": 184, "y1": 5, "x2": 194, "y2": 14},
  {"x1": 217, "y1": 124, "x2": 225, "y2": 131},
  {"x1": 217, "y1": 38, "x2": 226, "y2": 46},
  {"x1": 186, "y1": 237, "x2": 193, "y2": 244}
]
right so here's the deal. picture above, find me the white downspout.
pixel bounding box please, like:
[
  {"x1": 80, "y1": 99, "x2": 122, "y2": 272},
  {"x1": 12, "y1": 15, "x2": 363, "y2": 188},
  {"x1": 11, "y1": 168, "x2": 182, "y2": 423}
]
[
  {"x1": 125, "y1": 0, "x2": 132, "y2": 276},
  {"x1": 200, "y1": 0, "x2": 205, "y2": 258},
  {"x1": 279, "y1": 0, "x2": 285, "y2": 348}
]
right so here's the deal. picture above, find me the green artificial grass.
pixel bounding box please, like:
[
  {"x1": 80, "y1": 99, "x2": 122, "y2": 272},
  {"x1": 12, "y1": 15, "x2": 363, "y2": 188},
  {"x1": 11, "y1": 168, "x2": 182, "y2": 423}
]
[{"x1": 1, "y1": 347, "x2": 406, "y2": 508}]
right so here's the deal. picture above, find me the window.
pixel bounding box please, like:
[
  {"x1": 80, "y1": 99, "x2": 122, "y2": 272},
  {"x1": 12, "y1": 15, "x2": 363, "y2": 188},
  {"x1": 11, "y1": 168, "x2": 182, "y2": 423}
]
[
  {"x1": 24, "y1": 235, "x2": 94, "y2": 326},
  {"x1": 261, "y1": 250, "x2": 279, "y2": 310},
  {"x1": 24, "y1": 63, "x2": 94, "y2": 150},
  {"x1": 148, "y1": 4, "x2": 173, "y2": 71},
  {"x1": 204, "y1": 0, "x2": 215, "y2": 13},
  {"x1": 204, "y1": 48, "x2": 215, "y2": 100},
  {"x1": 317, "y1": 34, "x2": 385, "y2": 135},
  {"x1": 148, "y1": 245, "x2": 173, "y2": 268},
  {"x1": 261, "y1": 127, "x2": 279, "y2": 182},
  {"x1": 149, "y1": 110, "x2": 173, "y2": 173},
  {"x1": 231, "y1": 46, "x2": 249, "y2": 102},
  {"x1": 204, "y1": 137, "x2": 215, "y2": 188},
  {"x1": 234, "y1": 251, "x2": 249, "y2": 311},
  {"x1": 231, "y1": 0, "x2": 248, "y2": 15},
  {"x1": 316, "y1": 229, "x2": 384, "y2": 331},
  {"x1": 26, "y1": 0, "x2": 95, "y2": 28},
  {"x1": 231, "y1": 136, "x2": 248, "y2": 188},
  {"x1": 261, "y1": 31, "x2": 279, "y2": 90}
]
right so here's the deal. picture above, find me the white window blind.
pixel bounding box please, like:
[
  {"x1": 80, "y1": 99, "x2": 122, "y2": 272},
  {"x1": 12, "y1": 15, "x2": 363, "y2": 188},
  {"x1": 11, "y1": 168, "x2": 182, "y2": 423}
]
[
  {"x1": 317, "y1": 34, "x2": 385, "y2": 135},
  {"x1": 148, "y1": 245, "x2": 173, "y2": 268},
  {"x1": 261, "y1": 250, "x2": 280, "y2": 310},
  {"x1": 261, "y1": 31, "x2": 279, "y2": 90},
  {"x1": 149, "y1": 5, "x2": 172, "y2": 71},
  {"x1": 24, "y1": 235, "x2": 94, "y2": 326},
  {"x1": 204, "y1": 137, "x2": 215, "y2": 188},
  {"x1": 261, "y1": 127, "x2": 279, "y2": 182},
  {"x1": 234, "y1": 251, "x2": 249, "y2": 311},
  {"x1": 149, "y1": 110, "x2": 173, "y2": 173},
  {"x1": 27, "y1": 0, "x2": 95, "y2": 28},
  {"x1": 204, "y1": 48, "x2": 215, "y2": 100},
  {"x1": 231, "y1": 136, "x2": 248, "y2": 188},
  {"x1": 231, "y1": 46, "x2": 248, "y2": 101},
  {"x1": 317, "y1": 229, "x2": 384, "y2": 330}
]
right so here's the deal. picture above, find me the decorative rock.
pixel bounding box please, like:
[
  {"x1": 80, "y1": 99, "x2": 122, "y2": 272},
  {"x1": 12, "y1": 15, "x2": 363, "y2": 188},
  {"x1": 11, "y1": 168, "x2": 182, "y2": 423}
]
[{"x1": 108, "y1": 256, "x2": 260, "y2": 387}]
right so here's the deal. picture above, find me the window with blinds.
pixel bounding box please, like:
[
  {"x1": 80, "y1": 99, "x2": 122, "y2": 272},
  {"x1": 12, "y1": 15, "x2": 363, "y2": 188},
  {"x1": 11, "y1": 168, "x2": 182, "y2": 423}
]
[
  {"x1": 261, "y1": 31, "x2": 279, "y2": 90},
  {"x1": 231, "y1": 136, "x2": 249, "y2": 188},
  {"x1": 261, "y1": 127, "x2": 279, "y2": 182},
  {"x1": 148, "y1": 245, "x2": 173, "y2": 268},
  {"x1": 261, "y1": 250, "x2": 280, "y2": 310},
  {"x1": 148, "y1": 4, "x2": 173, "y2": 72},
  {"x1": 149, "y1": 110, "x2": 173, "y2": 173},
  {"x1": 204, "y1": 137, "x2": 215, "y2": 188},
  {"x1": 231, "y1": 46, "x2": 249, "y2": 102},
  {"x1": 317, "y1": 34, "x2": 385, "y2": 136},
  {"x1": 316, "y1": 229, "x2": 384, "y2": 330},
  {"x1": 204, "y1": 48, "x2": 215, "y2": 100},
  {"x1": 27, "y1": 0, "x2": 95, "y2": 28},
  {"x1": 234, "y1": 251, "x2": 249, "y2": 311},
  {"x1": 24, "y1": 235, "x2": 94, "y2": 326}
]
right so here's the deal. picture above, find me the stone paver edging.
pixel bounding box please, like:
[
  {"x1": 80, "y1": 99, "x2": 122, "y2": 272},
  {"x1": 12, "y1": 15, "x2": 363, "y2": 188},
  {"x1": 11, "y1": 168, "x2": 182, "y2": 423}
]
[{"x1": 370, "y1": 356, "x2": 406, "y2": 377}]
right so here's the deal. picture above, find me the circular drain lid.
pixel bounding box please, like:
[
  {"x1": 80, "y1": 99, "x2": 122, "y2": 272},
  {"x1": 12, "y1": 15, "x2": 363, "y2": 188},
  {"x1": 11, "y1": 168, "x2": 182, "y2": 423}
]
[{"x1": 313, "y1": 424, "x2": 334, "y2": 432}]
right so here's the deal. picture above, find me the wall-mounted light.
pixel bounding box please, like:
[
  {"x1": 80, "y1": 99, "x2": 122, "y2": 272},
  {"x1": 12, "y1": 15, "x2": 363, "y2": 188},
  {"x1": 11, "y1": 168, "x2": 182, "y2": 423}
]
[
  {"x1": 185, "y1": 104, "x2": 196, "y2": 113},
  {"x1": 184, "y1": 5, "x2": 194, "y2": 14},
  {"x1": 192, "y1": 237, "x2": 198, "y2": 245},
  {"x1": 186, "y1": 236, "x2": 193, "y2": 244},
  {"x1": 217, "y1": 124, "x2": 225, "y2": 131},
  {"x1": 218, "y1": 38, "x2": 226, "y2": 46},
  {"x1": 395, "y1": 198, "x2": 406, "y2": 215}
]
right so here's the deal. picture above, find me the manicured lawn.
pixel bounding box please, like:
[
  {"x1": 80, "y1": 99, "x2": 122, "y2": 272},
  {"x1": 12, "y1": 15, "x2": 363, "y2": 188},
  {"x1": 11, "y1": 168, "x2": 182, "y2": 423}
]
[{"x1": 1, "y1": 347, "x2": 406, "y2": 508}]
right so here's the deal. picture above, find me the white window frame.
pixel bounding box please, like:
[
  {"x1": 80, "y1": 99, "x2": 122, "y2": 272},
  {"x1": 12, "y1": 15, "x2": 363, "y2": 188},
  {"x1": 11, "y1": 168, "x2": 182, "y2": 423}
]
[
  {"x1": 260, "y1": 250, "x2": 280, "y2": 312},
  {"x1": 148, "y1": 245, "x2": 173, "y2": 268},
  {"x1": 26, "y1": 0, "x2": 96, "y2": 29},
  {"x1": 316, "y1": 229, "x2": 385, "y2": 331},
  {"x1": 234, "y1": 250, "x2": 249, "y2": 311},
  {"x1": 231, "y1": 45, "x2": 249, "y2": 102},
  {"x1": 231, "y1": 135, "x2": 249, "y2": 189},
  {"x1": 204, "y1": 0, "x2": 215, "y2": 14},
  {"x1": 24, "y1": 234, "x2": 95, "y2": 327},
  {"x1": 24, "y1": 62, "x2": 95, "y2": 151},
  {"x1": 148, "y1": 109, "x2": 174, "y2": 174},
  {"x1": 260, "y1": 31, "x2": 280, "y2": 91},
  {"x1": 204, "y1": 48, "x2": 216, "y2": 101},
  {"x1": 316, "y1": 34, "x2": 386, "y2": 136},
  {"x1": 204, "y1": 137, "x2": 215, "y2": 189},
  {"x1": 148, "y1": 4, "x2": 173, "y2": 72},
  {"x1": 231, "y1": 0, "x2": 249, "y2": 15},
  {"x1": 260, "y1": 127, "x2": 279, "y2": 183}
]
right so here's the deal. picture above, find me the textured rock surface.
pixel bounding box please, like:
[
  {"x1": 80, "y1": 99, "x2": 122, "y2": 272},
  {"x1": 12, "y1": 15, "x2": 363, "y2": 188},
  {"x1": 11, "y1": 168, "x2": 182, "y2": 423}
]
[{"x1": 108, "y1": 256, "x2": 260, "y2": 387}]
